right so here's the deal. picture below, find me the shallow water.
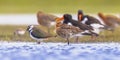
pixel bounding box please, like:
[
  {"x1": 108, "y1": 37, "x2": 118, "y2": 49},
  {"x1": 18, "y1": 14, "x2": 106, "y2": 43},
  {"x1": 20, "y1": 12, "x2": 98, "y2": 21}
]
[{"x1": 0, "y1": 42, "x2": 120, "y2": 60}]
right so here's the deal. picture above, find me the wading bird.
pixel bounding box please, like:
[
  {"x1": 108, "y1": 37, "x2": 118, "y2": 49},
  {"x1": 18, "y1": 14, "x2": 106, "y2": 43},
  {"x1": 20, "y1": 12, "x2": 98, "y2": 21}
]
[
  {"x1": 63, "y1": 14, "x2": 102, "y2": 41},
  {"x1": 37, "y1": 11, "x2": 58, "y2": 34},
  {"x1": 27, "y1": 25, "x2": 56, "y2": 44},
  {"x1": 55, "y1": 17, "x2": 83, "y2": 45},
  {"x1": 77, "y1": 10, "x2": 113, "y2": 39},
  {"x1": 98, "y1": 12, "x2": 120, "y2": 32}
]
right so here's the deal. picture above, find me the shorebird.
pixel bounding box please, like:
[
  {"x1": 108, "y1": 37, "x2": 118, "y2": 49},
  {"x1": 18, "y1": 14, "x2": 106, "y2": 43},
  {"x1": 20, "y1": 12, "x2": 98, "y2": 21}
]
[
  {"x1": 78, "y1": 10, "x2": 101, "y2": 25},
  {"x1": 37, "y1": 11, "x2": 58, "y2": 34},
  {"x1": 77, "y1": 10, "x2": 84, "y2": 22},
  {"x1": 63, "y1": 14, "x2": 104, "y2": 41},
  {"x1": 55, "y1": 17, "x2": 83, "y2": 45},
  {"x1": 26, "y1": 25, "x2": 56, "y2": 44},
  {"x1": 77, "y1": 10, "x2": 114, "y2": 40},
  {"x1": 98, "y1": 12, "x2": 120, "y2": 32},
  {"x1": 55, "y1": 14, "x2": 102, "y2": 44},
  {"x1": 13, "y1": 28, "x2": 25, "y2": 41}
]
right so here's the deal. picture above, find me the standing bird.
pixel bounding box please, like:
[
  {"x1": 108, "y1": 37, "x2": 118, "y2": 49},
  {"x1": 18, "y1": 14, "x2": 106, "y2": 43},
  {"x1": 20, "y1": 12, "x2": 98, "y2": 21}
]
[
  {"x1": 63, "y1": 14, "x2": 103, "y2": 40},
  {"x1": 63, "y1": 14, "x2": 93, "y2": 31},
  {"x1": 55, "y1": 17, "x2": 83, "y2": 45},
  {"x1": 77, "y1": 10, "x2": 84, "y2": 22},
  {"x1": 78, "y1": 10, "x2": 111, "y2": 28},
  {"x1": 78, "y1": 10, "x2": 101, "y2": 25},
  {"x1": 77, "y1": 10, "x2": 114, "y2": 40},
  {"x1": 37, "y1": 11, "x2": 58, "y2": 34},
  {"x1": 13, "y1": 28, "x2": 25, "y2": 41},
  {"x1": 98, "y1": 12, "x2": 120, "y2": 32},
  {"x1": 26, "y1": 25, "x2": 56, "y2": 44},
  {"x1": 58, "y1": 14, "x2": 98, "y2": 42}
]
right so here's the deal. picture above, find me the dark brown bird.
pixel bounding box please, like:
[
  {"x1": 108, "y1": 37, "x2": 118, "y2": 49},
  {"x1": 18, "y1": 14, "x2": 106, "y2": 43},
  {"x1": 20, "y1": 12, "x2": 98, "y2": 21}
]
[
  {"x1": 98, "y1": 12, "x2": 120, "y2": 31},
  {"x1": 37, "y1": 11, "x2": 58, "y2": 34},
  {"x1": 78, "y1": 10, "x2": 104, "y2": 26},
  {"x1": 55, "y1": 17, "x2": 83, "y2": 45},
  {"x1": 64, "y1": 14, "x2": 106, "y2": 40},
  {"x1": 77, "y1": 10, "x2": 114, "y2": 40},
  {"x1": 62, "y1": 14, "x2": 100, "y2": 41},
  {"x1": 63, "y1": 14, "x2": 93, "y2": 31}
]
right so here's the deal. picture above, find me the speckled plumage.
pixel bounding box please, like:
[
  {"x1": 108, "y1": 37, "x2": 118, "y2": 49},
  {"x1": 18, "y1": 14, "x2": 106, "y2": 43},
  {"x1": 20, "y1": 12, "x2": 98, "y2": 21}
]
[
  {"x1": 55, "y1": 16, "x2": 84, "y2": 45},
  {"x1": 64, "y1": 13, "x2": 101, "y2": 41},
  {"x1": 56, "y1": 23, "x2": 83, "y2": 45},
  {"x1": 63, "y1": 14, "x2": 93, "y2": 31},
  {"x1": 56, "y1": 24, "x2": 83, "y2": 39}
]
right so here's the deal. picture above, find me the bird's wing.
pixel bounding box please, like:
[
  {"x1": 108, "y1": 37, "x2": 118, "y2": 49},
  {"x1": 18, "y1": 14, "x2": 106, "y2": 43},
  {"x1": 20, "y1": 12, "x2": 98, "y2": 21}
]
[
  {"x1": 71, "y1": 20, "x2": 93, "y2": 30},
  {"x1": 46, "y1": 14, "x2": 58, "y2": 21},
  {"x1": 31, "y1": 27, "x2": 51, "y2": 38},
  {"x1": 60, "y1": 24, "x2": 83, "y2": 34},
  {"x1": 86, "y1": 15, "x2": 102, "y2": 25},
  {"x1": 106, "y1": 15, "x2": 120, "y2": 24},
  {"x1": 37, "y1": 11, "x2": 58, "y2": 21}
]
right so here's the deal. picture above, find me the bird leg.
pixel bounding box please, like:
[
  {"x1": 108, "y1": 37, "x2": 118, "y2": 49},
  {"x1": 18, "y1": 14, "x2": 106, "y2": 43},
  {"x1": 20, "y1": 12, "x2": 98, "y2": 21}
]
[
  {"x1": 91, "y1": 35, "x2": 96, "y2": 40},
  {"x1": 75, "y1": 36, "x2": 79, "y2": 43},
  {"x1": 13, "y1": 33, "x2": 17, "y2": 41},
  {"x1": 91, "y1": 34, "x2": 98, "y2": 40},
  {"x1": 67, "y1": 38, "x2": 70, "y2": 45},
  {"x1": 18, "y1": 35, "x2": 23, "y2": 41},
  {"x1": 36, "y1": 40, "x2": 41, "y2": 44},
  {"x1": 37, "y1": 41, "x2": 41, "y2": 44},
  {"x1": 47, "y1": 27, "x2": 50, "y2": 34},
  {"x1": 91, "y1": 33, "x2": 100, "y2": 41}
]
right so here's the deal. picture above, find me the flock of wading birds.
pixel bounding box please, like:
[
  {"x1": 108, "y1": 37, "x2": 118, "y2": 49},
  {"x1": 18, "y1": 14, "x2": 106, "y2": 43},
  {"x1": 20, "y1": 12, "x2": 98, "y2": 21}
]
[{"x1": 15, "y1": 10, "x2": 120, "y2": 45}]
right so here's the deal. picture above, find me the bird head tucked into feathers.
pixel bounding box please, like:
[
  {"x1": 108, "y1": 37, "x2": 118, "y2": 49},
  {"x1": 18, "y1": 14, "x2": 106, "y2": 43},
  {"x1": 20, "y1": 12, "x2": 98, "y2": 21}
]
[
  {"x1": 78, "y1": 10, "x2": 84, "y2": 21},
  {"x1": 63, "y1": 14, "x2": 72, "y2": 21},
  {"x1": 55, "y1": 17, "x2": 64, "y2": 27}
]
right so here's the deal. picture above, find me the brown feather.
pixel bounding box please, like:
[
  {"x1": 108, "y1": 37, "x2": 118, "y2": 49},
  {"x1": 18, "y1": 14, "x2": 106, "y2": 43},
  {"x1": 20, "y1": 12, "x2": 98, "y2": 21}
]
[
  {"x1": 98, "y1": 13, "x2": 114, "y2": 27},
  {"x1": 56, "y1": 24, "x2": 83, "y2": 39},
  {"x1": 37, "y1": 11, "x2": 58, "y2": 27}
]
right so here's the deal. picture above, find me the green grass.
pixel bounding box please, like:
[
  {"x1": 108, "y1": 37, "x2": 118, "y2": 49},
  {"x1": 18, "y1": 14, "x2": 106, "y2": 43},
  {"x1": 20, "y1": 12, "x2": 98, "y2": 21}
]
[
  {"x1": 0, "y1": 0, "x2": 120, "y2": 13},
  {"x1": 0, "y1": 25, "x2": 120, "y2": 43},
  {"x1": 0, "y1": 25, "x2": 32, "y2": 42}
]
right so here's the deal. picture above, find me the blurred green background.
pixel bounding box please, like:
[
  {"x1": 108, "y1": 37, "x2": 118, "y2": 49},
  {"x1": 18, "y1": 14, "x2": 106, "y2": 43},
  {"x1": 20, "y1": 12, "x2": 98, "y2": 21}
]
[
  {"x1": 0, "y1": 0, "x2": 120, "y2": 42},
  {"x1": 0, "y1": 0, "x2": 120, "y2": 13}
]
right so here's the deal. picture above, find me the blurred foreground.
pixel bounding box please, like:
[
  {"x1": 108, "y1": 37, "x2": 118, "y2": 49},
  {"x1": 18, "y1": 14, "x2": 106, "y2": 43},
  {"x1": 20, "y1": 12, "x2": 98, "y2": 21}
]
[{"x1": 0, "y1": 42, "x2": 120, "y2": 60}]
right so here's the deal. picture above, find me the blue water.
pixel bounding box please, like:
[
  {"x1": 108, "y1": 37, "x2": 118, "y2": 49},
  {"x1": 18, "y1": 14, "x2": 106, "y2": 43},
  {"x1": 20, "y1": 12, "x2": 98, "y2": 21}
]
[{"x1": 0, "y1": 42, "x2": 120, "y2": 60}]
